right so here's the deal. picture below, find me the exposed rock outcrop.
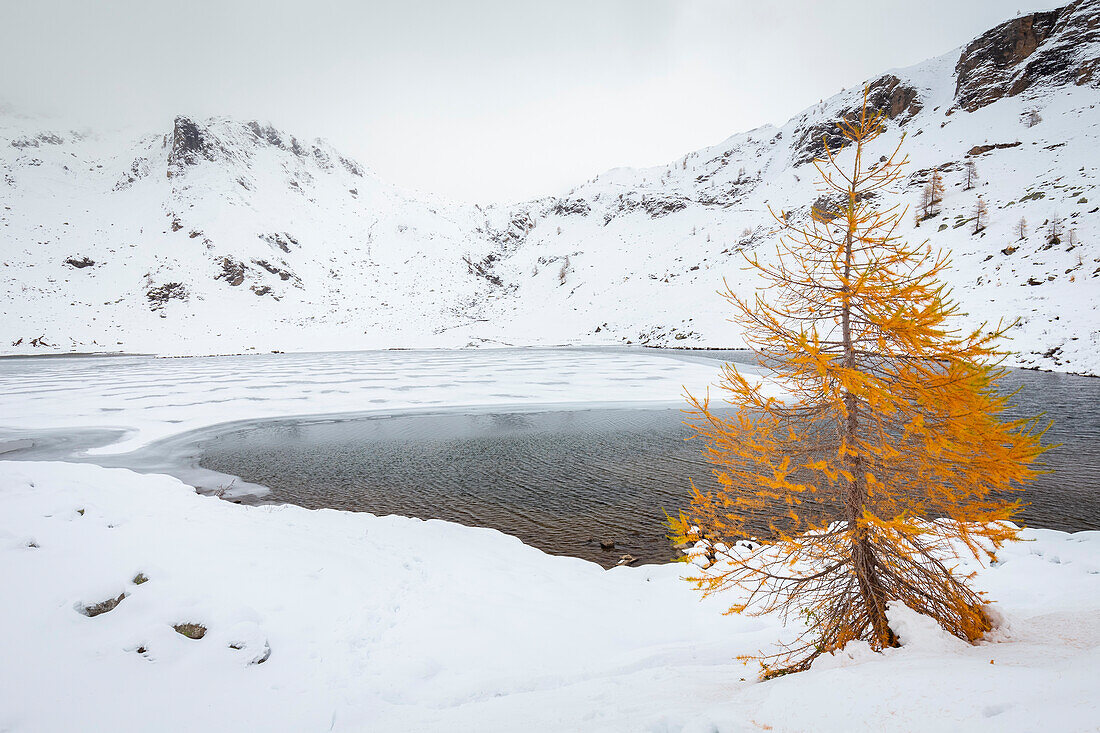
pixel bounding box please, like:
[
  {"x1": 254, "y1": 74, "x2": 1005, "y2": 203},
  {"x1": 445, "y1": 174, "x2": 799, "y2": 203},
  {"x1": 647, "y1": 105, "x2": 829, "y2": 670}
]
[
  {"x1": 173, "y1": 623, "x2": 206, "y2": 639},
  {"x1": 866, "y1": 74, "x2": 923, "y2": 120},
  {"x1": 246, "y1": 121, "x2": 310, "y2": 157},
  {"x1": 484, "y1": 211, "x2": 536, "y2": 252},
  {"x1": 166, "y1": 117, "x2": 217, "y2": 175},
  {"x1": 547, "y1": 198, "x2": 591, "y2": 217},
  {"x1": 463, "y1": 253, "x2": 504, "y2": 287},
  {"x1": 601, "y1": 192, "x2": 693, "y2": 224},
  {"x1": 967, "y1": 141, "x2": 1022, "y2": 155},
  {"x1": 145, "y1": 282, "x2": 188, "y2": 311},
  {"x1": 259, "y1": 232, "x2": 299, "y2": 253},
  {"x1": 215, "y1": 256, "x2": 247, "y2": 286},
  {"x1": 80, "y1": 593, "x2": 126, "y2": 617},
  {"x1": 251, "y1": 258, "x2": 301, "y2": 286},
  {"x1": 954, "y1": 0, "x2": 1100, "y2": 112},
  {"x1": 10, "y1": 132, "x2": 65, "y2": 149},
  {"x1": 641, "y1": 193, "x2": 690, "y2": 218},
  {"x1": 792, "y1": 74, "x2": 921, "y2": 165}
]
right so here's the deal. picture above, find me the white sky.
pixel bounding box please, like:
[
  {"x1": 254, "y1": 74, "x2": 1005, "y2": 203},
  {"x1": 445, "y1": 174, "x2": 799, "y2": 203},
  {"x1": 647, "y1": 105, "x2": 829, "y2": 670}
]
[{"x1": 1, "y1": 0, "x2": 1029, "y2": 203}]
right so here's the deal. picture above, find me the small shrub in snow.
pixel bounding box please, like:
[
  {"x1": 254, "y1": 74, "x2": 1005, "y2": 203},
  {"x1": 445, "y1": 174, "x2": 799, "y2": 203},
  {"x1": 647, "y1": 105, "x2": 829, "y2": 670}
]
[{"x1": 173, "y1": 623, "x2": 207, "y2": 640}]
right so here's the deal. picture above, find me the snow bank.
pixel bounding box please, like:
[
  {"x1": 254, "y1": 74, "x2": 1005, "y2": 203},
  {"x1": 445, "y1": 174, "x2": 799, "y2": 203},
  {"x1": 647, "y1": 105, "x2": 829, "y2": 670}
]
[{"x1": 2, "y1": 460, "x2": 1097, "y2": 732}]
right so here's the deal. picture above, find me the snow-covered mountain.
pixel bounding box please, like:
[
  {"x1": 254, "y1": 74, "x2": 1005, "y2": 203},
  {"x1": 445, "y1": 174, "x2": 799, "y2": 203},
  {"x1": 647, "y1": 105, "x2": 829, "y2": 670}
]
[
  {"x1": 0, "y1": 111, "x2": 500, "y2": 352},
  {"x1": 3, "y1": 0, "x2": 1099, "y2": 372}
]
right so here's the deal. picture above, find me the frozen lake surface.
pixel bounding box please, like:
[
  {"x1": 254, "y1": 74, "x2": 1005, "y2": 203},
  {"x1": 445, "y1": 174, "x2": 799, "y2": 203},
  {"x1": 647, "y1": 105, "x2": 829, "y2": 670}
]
[{"x1": 0, "y1": 347, "x2": 753, "y2": 453}]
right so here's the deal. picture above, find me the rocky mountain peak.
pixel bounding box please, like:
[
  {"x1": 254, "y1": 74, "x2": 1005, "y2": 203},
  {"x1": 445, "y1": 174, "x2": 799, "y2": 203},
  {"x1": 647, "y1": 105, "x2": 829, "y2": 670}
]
[
  {"x1": 166, "y1": 116, "x2": 217, "y2": 175},
  {"x1": 164, "y1": 115, "x2": 367, "y2": 181}
]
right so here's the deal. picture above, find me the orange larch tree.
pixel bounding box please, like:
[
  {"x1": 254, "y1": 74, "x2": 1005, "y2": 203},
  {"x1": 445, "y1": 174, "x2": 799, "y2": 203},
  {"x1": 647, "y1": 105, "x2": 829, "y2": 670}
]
[{"x1": 671, "y1": 92, "x2": 1047, "y2": 677}]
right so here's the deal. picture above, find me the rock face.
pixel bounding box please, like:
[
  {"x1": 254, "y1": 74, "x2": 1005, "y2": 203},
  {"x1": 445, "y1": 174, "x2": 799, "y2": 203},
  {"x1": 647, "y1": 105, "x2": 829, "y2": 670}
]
[
  {"x1": 167, "y1": 116, "x2": 217, "y2": 174},
  {"x1": 547, "y1": 198, "x2": 591, "y2": 217},
  {"x1": 145, "y1": 282, "x2": 189, "y2": 311},
  {"x1": 967, "y1": 141, "x2": 1022, "y2": 156},
  {"x1": 954, "y1": 0, "x2": 1100, "y2": 111},
  {"x1": 792, "y1": 74, "x2": 920, "y2": 166},
  {"x1": 866, "y1": 74, "x2": 923, "y2": 120},
  {"x1": 216, "y1": 256, "x2": 247, "y2": 287}
]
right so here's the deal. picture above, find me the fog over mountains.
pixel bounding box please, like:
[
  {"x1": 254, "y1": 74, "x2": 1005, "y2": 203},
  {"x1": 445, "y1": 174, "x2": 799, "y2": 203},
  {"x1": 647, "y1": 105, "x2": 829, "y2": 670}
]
[{"x1": 2, "y1": 0, "x2": 1098, "y2": 373}]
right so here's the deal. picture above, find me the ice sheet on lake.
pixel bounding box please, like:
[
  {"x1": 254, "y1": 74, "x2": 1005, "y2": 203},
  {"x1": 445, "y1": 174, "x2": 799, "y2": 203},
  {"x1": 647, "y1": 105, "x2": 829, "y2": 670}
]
[{"x1": 0, "y1": 348, "x2": 768, "y2": 456}]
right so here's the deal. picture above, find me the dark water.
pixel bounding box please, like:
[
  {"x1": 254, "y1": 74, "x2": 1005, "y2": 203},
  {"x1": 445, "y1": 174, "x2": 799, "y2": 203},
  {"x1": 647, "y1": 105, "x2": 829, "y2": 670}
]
[{"x1": 199, "y1": 366, "x2": 1100, "y2": 568}]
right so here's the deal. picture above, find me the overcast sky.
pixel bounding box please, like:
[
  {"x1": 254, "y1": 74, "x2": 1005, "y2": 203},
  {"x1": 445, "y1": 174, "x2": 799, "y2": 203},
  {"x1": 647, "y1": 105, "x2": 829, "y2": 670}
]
[{"x1": 2, "y1": 0, "x2": 1030, "y2": 202}]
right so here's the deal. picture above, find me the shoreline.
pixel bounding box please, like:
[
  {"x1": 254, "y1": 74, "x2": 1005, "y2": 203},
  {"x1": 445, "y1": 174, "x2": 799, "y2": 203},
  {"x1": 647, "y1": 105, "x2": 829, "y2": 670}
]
[{"x1": 0, "y1": 344, "x2": 1094, "y2": 377}]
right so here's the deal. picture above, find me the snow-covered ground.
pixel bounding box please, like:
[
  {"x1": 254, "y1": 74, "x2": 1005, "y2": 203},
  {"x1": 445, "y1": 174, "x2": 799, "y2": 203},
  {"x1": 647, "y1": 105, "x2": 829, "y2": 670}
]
[{"x1": 1, "y1": 460, "x2": 1097, "y2": 732}]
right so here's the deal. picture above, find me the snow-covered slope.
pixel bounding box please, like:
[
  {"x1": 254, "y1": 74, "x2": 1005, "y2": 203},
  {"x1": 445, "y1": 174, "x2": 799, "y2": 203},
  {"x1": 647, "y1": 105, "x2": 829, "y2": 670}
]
[
  {"x1": 3, "y1": 0, "x2": 1099, "y2": 371},
  {"x1": 465, "y1": 0, "x2": 1100, "y2": 373},
  {"x1": 2, "y1": 460, "x2": 1098, "y2": 732},
  {"x1": 0, "y1": 113, "x2": 498, "y2": 352}
]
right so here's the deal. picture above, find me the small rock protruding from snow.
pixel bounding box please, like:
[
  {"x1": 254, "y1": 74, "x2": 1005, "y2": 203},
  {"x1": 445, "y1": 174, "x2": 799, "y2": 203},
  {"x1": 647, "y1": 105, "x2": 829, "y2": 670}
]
[{"x1": 79, "y1": 593, "x2": 126, "y2": 618}]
